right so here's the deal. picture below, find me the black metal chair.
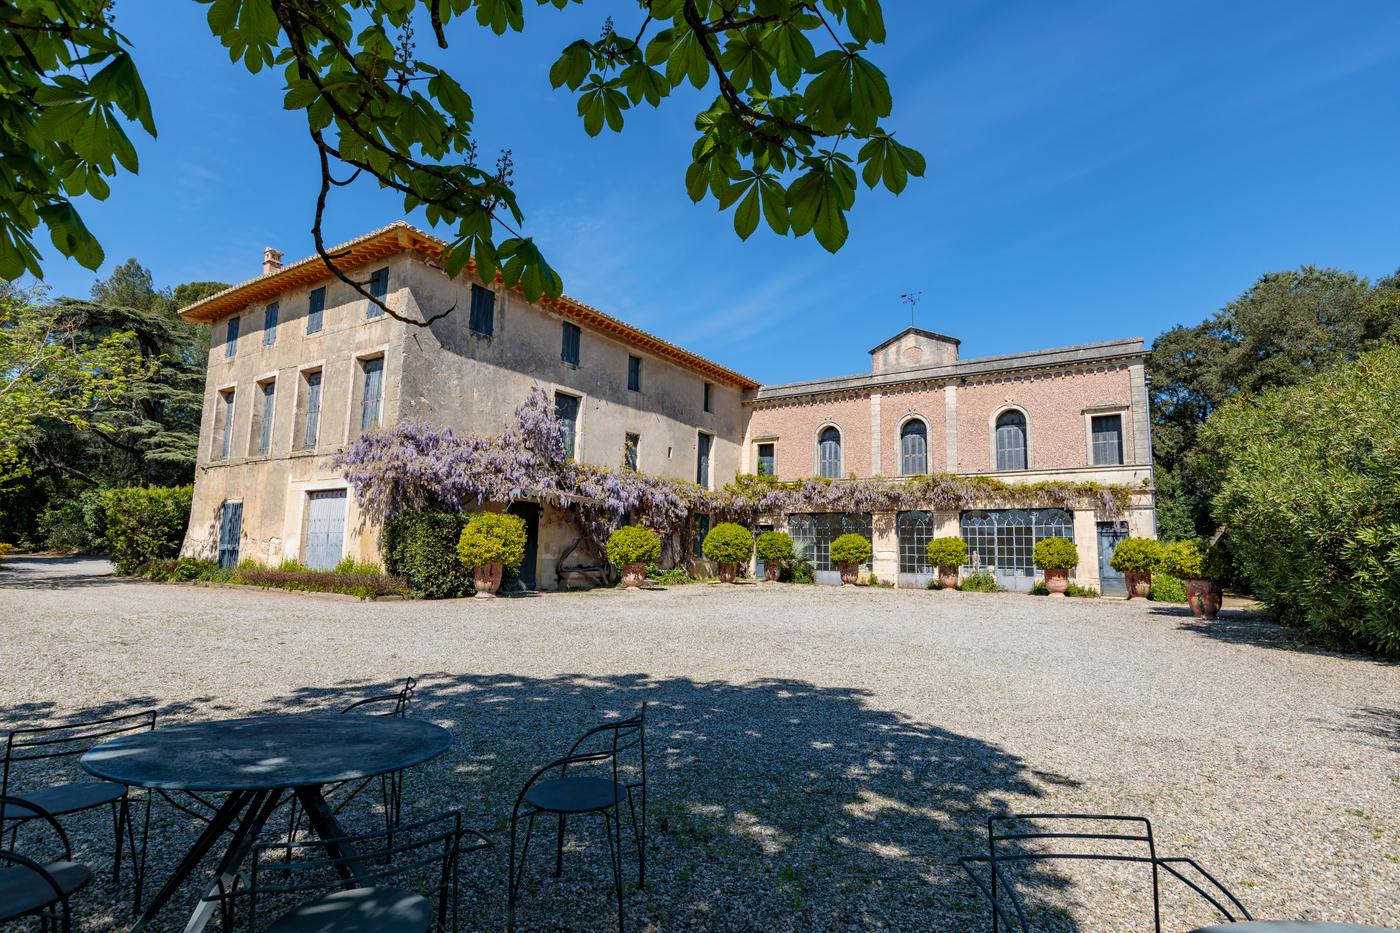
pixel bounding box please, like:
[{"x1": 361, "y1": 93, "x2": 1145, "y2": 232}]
[
  {"x1": 212, "y1": 809, "x2": 491, "y2": 932},
  {"x1": 0, "y1": 797, "x2": 93, "y2": 932},
  {"x1": 2, "y1": 710, "x2": 155, "y2": 912},
  {"x1": 957, "y1": 813, "x2": 1253, "y2": 932},
  {"x1": 507, "y1": 703, "x2": 647, "y2": 933}
]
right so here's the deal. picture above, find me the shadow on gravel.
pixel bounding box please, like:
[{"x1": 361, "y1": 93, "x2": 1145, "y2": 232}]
[
  {"x1": 0, "y1": 556, "x2": 123, "y2": 590},
  {"x1": 1345, "y1": 706, "x2": 1400, "y2": 752}
]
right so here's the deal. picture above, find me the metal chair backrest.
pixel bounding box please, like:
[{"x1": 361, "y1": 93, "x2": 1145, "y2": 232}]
[
  {"x1": 2, "y1": 710, "x2": 157, "y2": 800},
  {"x1": 563, "y1": 702, "x2": 646, "y2": 791},
  {"x1": 340, "y1": 676, "x2": 417, "y2": 717},
  {"x1": 0, "y1": 797, "x2": 78, "y2": 924}
]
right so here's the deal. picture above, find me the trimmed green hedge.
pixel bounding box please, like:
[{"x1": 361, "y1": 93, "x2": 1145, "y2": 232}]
[
  {"x1": 1108, "y1": 537, "x2": 1163, "y2": 574},
  {"x1": 925, "y1": 536, "x2": 967, "y2": 568},
  {"x1": 755, "y1": 531, "x2": 794, "y2": 564},
  {"x1": 1032, "y1": 536, "x2": 1078, "y2": 572},
  {"x1": 607, "y1": 525, "x2": 661, "y2": 566},
  {"x1": 702, "y1": 522, "x2": 754, "y2": 564},
  {"x1": 457, "y1": 511, "x2": 527, "y2": 570},
  {"x1": 103, "y1": 485, "x2": 192, "y2": 575},
  {"x1": 829, "y1": 533, "x2": 872, "y2": 566},
  {"x1": 382, "y1": 511, "x2": 472, "y2": 598}
]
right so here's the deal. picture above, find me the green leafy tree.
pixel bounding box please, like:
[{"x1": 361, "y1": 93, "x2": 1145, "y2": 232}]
[{"x1": 2, "y1": 1, "x2": 921, "y2": 320}]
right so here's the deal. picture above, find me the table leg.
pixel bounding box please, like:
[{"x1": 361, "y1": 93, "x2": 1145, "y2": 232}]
[
  {"x1": 178, "y1": 789, "x2": 286, "y2": 933},
  {"x1": 129, "y1": 790, "x2": 256, "y2": 932},
  {"x1": 293, "y1": 785, "x2": 370, "y2": 885}
]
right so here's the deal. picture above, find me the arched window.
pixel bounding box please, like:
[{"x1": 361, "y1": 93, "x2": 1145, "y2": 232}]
[
  {"x1": 995, "y1": 410, "x2": 1027, "y2": 471},
  {"x1": 899, "y1": 419, "x2": 928, "y2": 475},
  {"x1": 817, "y1": 426, "x2": 842, "y2": 478}
]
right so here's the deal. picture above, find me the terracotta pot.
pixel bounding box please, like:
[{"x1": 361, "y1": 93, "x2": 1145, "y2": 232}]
[
  {"x1": 839, "y1": 562, "x2": 859, "y2": 586},
  {"x1": 1186, "y1": 579, "x2": 1222, "y2": 620},
  {"x1": 1125, "y1": 571, "x2": 1152, "y2": 600},
  {"x1": 764, "y1": 563, "x2": 781, "y2": 582},
  {"x1": 938, "y1": 566, "x2": 959, "y2": 590},
  {"x1": 718, "y1": 562, "x2": 738, "y2": 584},
  {"x1": 472, "y1": 563, "x2": 503, "y2": 597},
  {"x1": 1044, "y1": 568, "x2": 1069, "y2": 597},
  {"x1": 621, "y1": 562, "x2": 646, "y2": 589}
]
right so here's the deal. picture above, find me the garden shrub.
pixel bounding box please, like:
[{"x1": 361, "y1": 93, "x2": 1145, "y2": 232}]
[
  {"x1": 381, "y1": 510, "x2": 473, "y2": 599},
  {"x1": 1031, "y1": 578, "x2": 1048, "y2": 596},
  {"x1": 101, "y1": 485, "x2": 193, "y2": 575},
  {"x1": 456, "y1": 511, "x2": 527, "y2": 570},
  {"x1": 142, "y1": 557, "x2": 219, "y2": 582},
  {"x1": 925, "y1": 577, "x2": 945, "y2": 590},
  {"x1": 1108, "y1": 537, "x2": 1163, "y2": 574},
  {"x1": 1032, "y1": 537, "x2": 1078, "y2": 572},
  {"x1": 701, "y1": 522, "x2": 754, "y2": 565},
  {"x1": 829, "y1": 533, "x2": 872, "y2": 566},
  {"x1": 334, "y1": 556, "x2": 382, "y2": 575},
  {"x1": 1066, "y1": 582, "x2": 1099, "y2": 598},
  {"x1": 232, "y1": 567, "x2": 408, "y2": 600},
  {"x1": 607, "y1": 525, "x2": 662, "y2": 566},
  {"x1": 1196, "y1": 345, "x2": 1400, "y2": 656},
  {"x1": 925, "y1": 536, "x2": 967, "y2": 568},
  {"x1": 650, "y1": 566, "x2": 693, "y2": 586},
  {"x1": 959, "y1": 569, "x2": 1002, "y2": 592},
  {"x1": 1150, "y1": 573, "x2": 1187, "y2": 603},
  {"x1": 0, "y1": 542, "x2": 16, "y2": 563},
  {"x1": 1159, "y1": 539, "x2": 1226, "y2": 581},
  {"x1": 755, "y1": 531, "x2": 794, "y2": 564},
  {"x1": 37, "y1": 488, "x2": 107, "y2": 552},
  {"x1": 278, "y1": 557, "x2": 312, "y2": 573},
  {"x1": 783, "y1": 558, "x2": 815, "y2": 584}
]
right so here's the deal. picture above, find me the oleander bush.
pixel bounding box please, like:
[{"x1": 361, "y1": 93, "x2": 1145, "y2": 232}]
[
  {"x1": 701, "y1": 522, "x2": 754, "y2": 565},
  {"x1": 829, "y1": 533, "x2": 872, "y2": 566},
  {"x1": 1108, "y1": 537, "x2": 1164, "y2": 574},
  {"x1": 1032, "y1": 537, "x2": 1079, "y2": 572},
  {"x1": 381, "y1": 510, "x2": 473, "y2": 599},
  {"x1": 925, "y1": 536, "x2": 967, "y2": 568},
  {"x1": 755, "y1": 531, "x2": 795, "y2": 564},
  {"x1": 959, "y1": 569, "x2": 1002, "y2": 592},
  {"x1": 607, "y1": 525, "x2": 662, "y2": 566},
  {"x1": 102, "y1": 485, "x2": 193, "y2": 575},
  {"x1": 1150, "y1": 573, "x2": 1187, "y2": 603},
  {"x1": 456, "y1": 511, "x2": 527, "y2": 570}
]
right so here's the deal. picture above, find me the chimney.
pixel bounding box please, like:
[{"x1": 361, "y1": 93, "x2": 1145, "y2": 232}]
[{"x1": 262, "y1": 247, "x2": 283, "y2": 275}]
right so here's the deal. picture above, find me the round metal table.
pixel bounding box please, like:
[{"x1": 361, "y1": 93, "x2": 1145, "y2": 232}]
[{"x1": 82, "y1": 714, "x2": 452, "y2": 932}]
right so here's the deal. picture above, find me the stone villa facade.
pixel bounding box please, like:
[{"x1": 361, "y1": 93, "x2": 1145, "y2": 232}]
[{"x1": 179, "y1": 221, "x2": 1154, "y2": 593}]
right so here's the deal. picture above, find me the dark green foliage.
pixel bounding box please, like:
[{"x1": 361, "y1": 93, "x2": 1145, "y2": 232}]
[
  {"x1": 783, "y1": 558, "x2": 815, "y2": 584},
  {"x1": 1199, "y1": 346, "x2": 1400, "y2": 657},
  {"x1": 1150, "y1": 573, "x2": 1187, "y2": 604},
  {"x1": 755, "y1": 531, "x2": 794, "y2": 564},
  {"x1": 1032, "y1": 537, "x2": 1078, "y2": 571},
  {"x1": 958, "y1": 570, "x2": 1001, "y2": 592},
  {"x1": 381, "y1": 510, "x2": 472, "y2": 599},
  {"x1": 142, "y1": 557, "x2": 219, "y2": 581},
  {"x1": 607, "y1": 525, "x2": 662, "y2": 566},
  {"x1": 829, "y1": 533, "x2": 871, "y2": 566},
  {"x1": 1108, "y1": 537, "x2": 1163, "y2": 574},
  {"x1": 101, "y1": 485, "x2": 193, "y2": 574},
  {"x1": 702, "y1": 522, "x2": 754, "y2": 565},
  {"x1": 925, "y1": 536, "x2": 967, "y2": 568}
]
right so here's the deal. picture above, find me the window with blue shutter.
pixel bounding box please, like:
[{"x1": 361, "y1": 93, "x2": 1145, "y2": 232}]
[
  {"x1": 1090, "y1": 414, "x2": 1123, "y2": 465},
  {"x1": 367, "y1": 268, "x2": 388, "y2": 317},
  {"x1": 257, "y1": 381, "x2": 275, "y2": 455},
  {"x1": 555, "y1": 392, "x2": 580, "y2": 459},
  {"x1": 818, "y1": 426, "x2": 841, "y2": 478},
  {"x1": 306, "y1": 287, "x2": 325, "y2": 334},
  {"x1": 561, "y1": 322, "x2": 581, "y2": 365},
  {"x1": 218, "y1": 389, "x2": 235, "y2": 459},
  {"x1": 262, "y1": 302, "x2": 278, "y2": 346},
  {"x1": 628, "y1": 355, "x2": 642, "y2": 392},
  {"x1": 302, "y1": 370, "x2": 322, "y2": 449},
  {"x1": 360, "y1": 357, "x2": 384, "y2": 430},
  {"x1": 469, "y1": 284, "x2": 494, "y2": 336},
  {"x1": 995, "y1": 410, "x2": 1028, "y2": 471},
  {"x1": 224, "y1": 316, "x2": 239, "y2": 358},
  {"x1": 696, "y1": 432, "x2": 712, "y2": 487}
]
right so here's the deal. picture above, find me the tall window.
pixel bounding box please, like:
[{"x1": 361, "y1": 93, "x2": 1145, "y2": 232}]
[
  {"x1": 224, "y1": 315, "x2": 239, "y2": 358},
  {"x1": 555, "y1": 392, "x2": 580, "y2": 459},
  {"x1": 703, "y1": 382, "x2": 713, "y2": 412},
  {"x1": 307, "y1": 287, "x2": 325, "y2": 334},
  {"x1": 301, "y1": 370, "x2": 322, "y2": 449},
  {"x1": 627, "y1": 355, "x2": 642, "y2": 392},
  {"x1": 262, "y1": 302, "x2": 278, "y2": 346},
  {"x1": 900, "y1": 419, "x2": 928, "y2": 475},
  {"x1": 254, "y1": 380, "x2": 275, "y2": 455},
  {"x1": 691, "y1": 514, "x2": 710, "y2": 558},
  {"x1": 359, "y1": 357, "x2": 384, "y2": 431},
  {"x1": 995, "y1": 410, "x2": 1027, "y2": 471},
  {"x1": 469, "y1": 283, "x2": 495, "y2": 335},
  {"x1": 1091, "y1": 414, "x2": 1123, "y2": 465},
  {"x1": 217, "y1": 389, "x2": 235, "y2": 460},
  {"x1": 367, "y1": 267, "x2": 388, "y2": 317},
  {"x1": 818, "y1": 426, "x2": 841, "y2": 478},
  {"x1": 756, "y1": 442, "x2": 776, "y2": 477},
  {"x1": 561, "y1": 321, "x2": 581, "y2": 365},
  {"x1": 624, "y1": 432, "x2": 639, "y2": 471},
  {"x1": 696, "y1": 432, "x2": 713, "y2": 487}
]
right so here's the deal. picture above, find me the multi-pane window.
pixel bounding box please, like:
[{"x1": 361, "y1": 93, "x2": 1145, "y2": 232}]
[
  {"x1": 301, "y1": 370, "x2": 323, "y2": 449},
  {"x1": 1091, "y1": 414, "x2": 1123, "y2": 465},
  {"x1": 696, "y1": 432, "x2": 712, "y2": 487},
  {"x1": 788, "y1": 513, "x2": 873, "y2": 573},
  {"x1": 469, "y1": 284, "x2": 495, "y2": 336},
  {"x1": 628, "y1": 355, "x2": 642, "y2": 392},
  {"x1": 359, "y1": 357, "x2": 384, "y2": 431},
  {"x1": 703, "y1": 382, "x2": 713, "y2": 412},
  {"x1": 756, "y1": 442, "x2": 776, "y2": 477},
  {"x1": 254, "y1": 380, "x2": 275, "y2": 455},
  {"x1": 307, "y1": 287, "x2": 325, "y2": 334},
  {"x1": 897, "y1": 511, "x2": 936, "y2": 574},
  {"x1": 959, "y1": 509, "x2": 1073, "y2": 581},
  {"x1": 224, "y1": 315, "x2": 239, "y2": 358},
  {"x1": 561, "y1": 321, "x2": 581, "y2": 365},
  {"x1": 216, "y1": 389, "x2": 235, "y2": 460},
  {"x1": 262, "y1": 302, "x2": 278, "y2": 346},
  {"x1": 900, "y1": 419, "x2": 929, "y2": 475},
  {"x1": 367, "y1": 267, "x2": 388, "y2": 317},
  {"x1": 818, "y1": 426, "x2": 842, "y2": 478},
  {"x1": 555, "y1": 392, "x2": 580, "y2": 459},
  {"x1": 624, "y1": 432, "x2": 639, "y2": 471},
  {"x1": 995, "y1": 410, "x2": 1028, "y2": 471}
]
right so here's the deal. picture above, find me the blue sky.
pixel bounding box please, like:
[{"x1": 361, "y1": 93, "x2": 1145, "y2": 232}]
[{"x1": 32, "y1": 0, "x2": 1400, "y2": 384}]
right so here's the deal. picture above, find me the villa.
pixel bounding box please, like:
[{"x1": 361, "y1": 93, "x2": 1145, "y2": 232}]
[{"x1": 177, "y1": 221, "x2": 1155, "y2": 593}]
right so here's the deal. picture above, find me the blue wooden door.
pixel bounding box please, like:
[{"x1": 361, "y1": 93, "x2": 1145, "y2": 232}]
[
  {"x1": 304, "y1": 490, "x2": 347, "y2": 570},
  {"x1": 218, "y1": 501, "x2": 243, "y2": 569},
  {"x1": 1097, "y1": 521, "x2": 1129, "y2": 597}
]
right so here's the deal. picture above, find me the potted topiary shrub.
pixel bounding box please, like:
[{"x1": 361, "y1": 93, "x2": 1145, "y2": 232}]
[
  {"x1": 829, "y1": 533, "x2": 872, "y2": 586},
  {"x1": 1161, "y1": 538, "x2": 1226, "y2": 620},
  {"x1": 702, "y1": 522, "x2": 754, "y2": 583},
  {"x1": 606, "y1": 525, "x2": 661, "y2": 589},
  {"x1": 1108, "y1": 536, "x2": 1163, "y2": 599},
  {"x1": 1032, "y1": 537, "x2": 1079, "y2": 597},
  {"x1": 925, "y1": 537, "x2": 967, "y2": 591},
  {"x1": 456, "y1": 511, "x2": 527, "y2": 597},
  {"x1": 755, "y1": 531, "x2": 794, "y2": 582}
]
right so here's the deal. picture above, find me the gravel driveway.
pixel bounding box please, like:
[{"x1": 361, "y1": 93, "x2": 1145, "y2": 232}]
[{"x1": 2, "y1": 555, "x2": 1396, "y2": 931}]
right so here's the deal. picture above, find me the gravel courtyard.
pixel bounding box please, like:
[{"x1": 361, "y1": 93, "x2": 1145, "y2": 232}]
[{"x1": 3, "y1": 555, "x2": 1397, "y2": 932}]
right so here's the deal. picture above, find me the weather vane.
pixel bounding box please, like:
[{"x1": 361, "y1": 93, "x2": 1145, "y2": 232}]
[{"x1": 900, "y1": 291, "x2": 922, "y2": 326}]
